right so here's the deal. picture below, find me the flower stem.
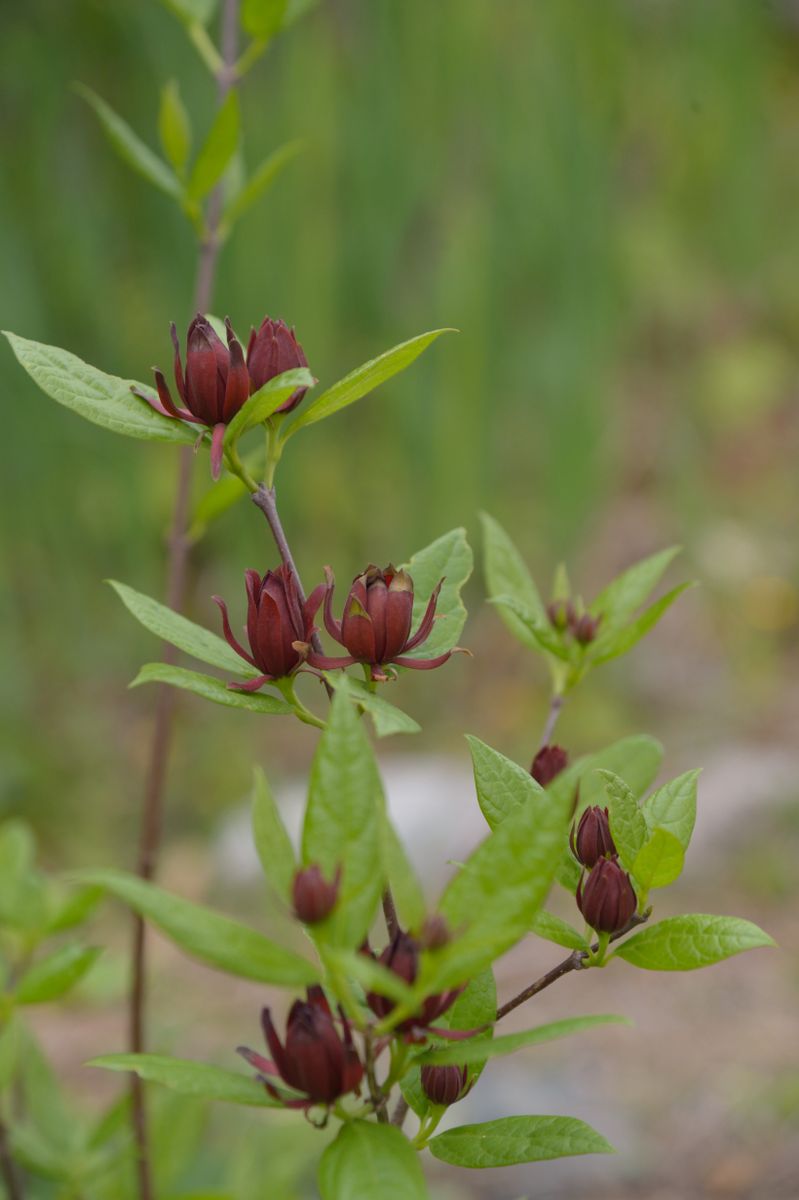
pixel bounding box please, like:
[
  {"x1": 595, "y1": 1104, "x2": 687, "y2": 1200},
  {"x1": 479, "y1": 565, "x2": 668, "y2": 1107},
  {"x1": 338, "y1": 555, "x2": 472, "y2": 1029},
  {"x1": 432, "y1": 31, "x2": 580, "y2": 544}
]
[{"x1": 276, "y1": 677, "x2": 326, "y2": 730}]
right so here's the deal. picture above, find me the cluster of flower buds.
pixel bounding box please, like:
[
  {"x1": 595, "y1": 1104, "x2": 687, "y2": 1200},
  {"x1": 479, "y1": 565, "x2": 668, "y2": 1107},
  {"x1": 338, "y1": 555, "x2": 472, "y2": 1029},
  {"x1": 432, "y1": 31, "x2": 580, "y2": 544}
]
[
  {"x1": 571, "y1": 806, "x2": 637, "y2": 933},
  {"x1": 420, "y1": 1063, "x2": 471, "y2": 1107},
  {"x1": 238, "y1": 986, "x2": 363, "y2": 1110},
  {"x1": 365, "y1": 926, "x2": 468, "y2": 1043},
  {"x1": 531, "y1": 744, "x2": 568, "y2": 787},
  {"x1": 136, "y1": 315, "x2": 309, "y2": 478},
  {"x1": 292, "y1": 863, "x2": 341, "y2": 925},
  {"x1": 547, "y1": 599, "x2": 602, "y2": 646}
]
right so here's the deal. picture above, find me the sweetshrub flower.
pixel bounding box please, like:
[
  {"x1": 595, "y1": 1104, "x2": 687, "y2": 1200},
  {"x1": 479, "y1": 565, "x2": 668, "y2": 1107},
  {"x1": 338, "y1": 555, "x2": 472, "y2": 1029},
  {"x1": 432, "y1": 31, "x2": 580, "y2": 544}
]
[
  {"x1": 246, "y1": 316, "x2": 309, "y2": 413},
  {"x1": 365, "y1": 928, "x2": 465, "y2": 1042},
  {"x1": 531, "y1": 744, "x2": 568, "y2": 787},
  {"x1": 420, "y1": 1064, "x2": 471, "y2": 1107},
  {"x1": 576, "y1": 857, "x2": 637, "y2": 934},
  {"x1": 292, "y1": 864, "x2": 341, "y2": 925},
  {"x1": 570, "y1": 805, "x2": 616, "y2": 869}
]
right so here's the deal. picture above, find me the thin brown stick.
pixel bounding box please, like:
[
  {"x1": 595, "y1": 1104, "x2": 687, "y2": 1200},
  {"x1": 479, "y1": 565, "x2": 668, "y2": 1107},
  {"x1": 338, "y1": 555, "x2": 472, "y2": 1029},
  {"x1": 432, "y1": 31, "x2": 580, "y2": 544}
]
[
  {"x1": 540, "y1": 692, "x2": 564, "y2": 748},
  {"x1": 128, "y1": 4, "x2": 240, "y2": 1197},
  {"x1": 381, "y1": 888, "x2": 400, "y2": 940},
  {"x1": 363, "y1": 1033, "x2": 388, "y2": 1123},
  {"x1": 390, "y1": 1095, "x2": 409, "y2": 1129},
  {"x1": 0, "y1": 1117, "x2": 23, "y2": 1200}
]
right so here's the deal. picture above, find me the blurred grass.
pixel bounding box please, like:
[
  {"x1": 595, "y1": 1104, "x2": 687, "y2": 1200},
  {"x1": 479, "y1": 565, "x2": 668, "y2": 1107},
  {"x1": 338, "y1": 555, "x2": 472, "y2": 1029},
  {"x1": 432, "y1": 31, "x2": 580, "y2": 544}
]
[{"x1": 3, "y1": 0, "x2": 799, "y2": 854}]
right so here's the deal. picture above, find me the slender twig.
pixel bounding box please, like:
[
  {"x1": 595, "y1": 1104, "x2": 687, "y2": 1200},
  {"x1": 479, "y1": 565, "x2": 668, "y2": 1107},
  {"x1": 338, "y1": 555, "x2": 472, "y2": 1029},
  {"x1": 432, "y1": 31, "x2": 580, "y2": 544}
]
[
  {"x1": 0, "y1": 1117, "x2": 22, "y2": 1200},
  {"x1": 128, "y1": 5, "x2": 240, "y2": 1198},
  {"x1": 382, "y1": 888, "x2": 400, "y2": 940},
  {"x1": 363, "y1": 1032, "x2": 388, "y2": 1123},
  {"x1": 390, "y1": 1095, "x2": 409, "y2": 1129},
  {"x1": 495, "y1": 912, "x2": 649, "y2": 1022},
  {"x1": 540, "y1": 692, "x2": 564, "y2": 748}
]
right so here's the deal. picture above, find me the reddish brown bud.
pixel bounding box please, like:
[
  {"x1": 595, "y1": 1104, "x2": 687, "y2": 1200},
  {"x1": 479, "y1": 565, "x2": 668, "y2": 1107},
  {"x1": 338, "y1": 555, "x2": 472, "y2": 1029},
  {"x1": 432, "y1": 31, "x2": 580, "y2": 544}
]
[
  {"x1": 576, "y1": 858, "x2": 637, "y2": 933},
  {"x1": 571, "y1": 612, "x2": 602, "y2": 645},
  {"x1": 292, "y1": 864, "x2": 341, "y2": 924},
  {"x1": 418, "y1": 914, "x2": 451, "y2": 951},
  {"x1": 547, "y1": 599, "x2": 575, "y2": 632},
  {"x1": 420, "y1": 1064, "x2": 470, "y2": 1107},
  {"x1": 246, "y1": 317, "x2": 309, "y2": 413},
  {"x1": 570, "y1": 805, "x2": 616, "y2": 868},
  {"x1": 365, "y1": 928, "x2": 461, "y2": 1039},
  {"x1": 531, "y1": 744, "x2": 568, "y2": 787}
]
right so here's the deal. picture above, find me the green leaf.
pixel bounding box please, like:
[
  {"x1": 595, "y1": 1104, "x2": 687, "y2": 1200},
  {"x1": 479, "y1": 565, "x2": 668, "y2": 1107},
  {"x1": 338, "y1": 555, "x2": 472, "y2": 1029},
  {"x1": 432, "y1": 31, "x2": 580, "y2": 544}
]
[
  {"x1": 0, "y1": 820, "x2": 35, "y2": 920},
  {"x1": 109, "y1": 580, "x2": 251, "y2": 675},
  {"x1": 429, "y1": 1115, "x2": 614, "y2": 1168},
  {"x1": 251, "y1": 766, "x2": 296, "y2": 903},
  {"x1": 159, "y1": 80, "x2": 192, "y2": 177},
  {"x1": 242, "y1": 0, "x2": 289, "y2": 38},
  {"x1": 289, "y1": 329, "x2": 454, "y2": 434},
  {"x1": 560, "y1": 734, "x2": 664, "y2": 814},
  {"x1": 614, "y1": 914, "x2": 775, "y2": 971},
  {"x1": 480, "y1": 512, "x2": 547, "y2": 648},
  {"x1": 400, "y1": 527, "x2": 473, "y2": 659},
  {"x1": 189, "y1": 446, "x2": 264, "y2": 539},
  {"x1": 302, "y1": 692, "x2": 385, "y2": 948},
  {"x1": 0, "y1": 1016, "x2": 20, "y2": 1091},
  {"x1": 221, "y1": 140, "x2": 303, "y2": 234},
  {"x1": 77, "y1": 868, "x2": 317, "y2": 986},
  {"x1": 89, "y1": 1054, "x2": 278, "y2": 1107},
  {"x1": 487, "y1": 595, "x2": 569, "y2": 659},
  {"x1": 44, "y1": 885, "x2": 104, "y2": 934},
  {"x1": 131, "y1": 663, "x2": 291, "y2": 715},
  {"x1": 319, "y1": 1121, "x2": 429, "y2": 1200},
  {"x1": 76, "y1": 85, "x2": 182, "y2": 198},
  {"x1": 187, "y1": 91, "x2": 240, "y2": 203},
  {"x1": 159, "y1": 0, "x2": 218, "y2": 26},
  {"x1": 383, "y1": 821, "x2": 426, "y2": 930},
  {"x1": 530, "y1": 910, "x2": 588, "y2": 951},
  {"x1": 223, "y1": 368, "x2": 314, "y2": 448},
  {"x1": 3, "y1": 333, "x2": 195, "y2": 443},
  {"x1": 590, "y1": 546, "x2": 680, "y2": 629},
  {"x1": 466, "y1": 735, "x2": 544, "y2": 831},
  {"x1": 601, "y1": 770, "x2": 648, "y2": 873},
  {"x1": 421, "y1": 1014, "x2": 628, "y2": 1067},
  {"x1": 322, "y1": 949, "x2": 418, "y2": 1010},
  {"x1": 591, "y1": 582, "x2": 695, "y2": 665},
  {"x1": 325, "y1": 673, "x2": 421, "y2": 737},
  {"x1": 15, "y1": 945, "x2": 101, "y2": 1005},
  {"x1": 641, "y1": 769, "x2": 700, "y2": 850},
  {"x1": 632, "y1": 829, "x2": 685, "y2": 892}
]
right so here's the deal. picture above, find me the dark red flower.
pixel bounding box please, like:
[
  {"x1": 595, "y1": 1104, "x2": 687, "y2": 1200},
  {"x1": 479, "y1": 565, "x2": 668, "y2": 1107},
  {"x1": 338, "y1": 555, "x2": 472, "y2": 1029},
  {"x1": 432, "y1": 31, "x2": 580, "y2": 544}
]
[
  {"x1": 570, "y1": 805, "x2": 616, "y2": 869},
  {"x1": 246, "y1": 317, "x2": 309, "y2": 414},
  {"x1": 531, "y1": 744, "x2": 568, "y2": 787},
  {"x1": 576, "y1": 858, "x2": 637, "y2": 933},
  {"x1": 365, "y1": 929, "x2": 463, "y2": 1043},
  {"x1": 238, "y1": 986, "x2": 363, "y2": 1109},
  {"x1": 292, "y1": 864, "x2": 341, "y2": 925},
  {"x1": 421, "y1": 1064, "x2": 471, "y2": 1107},
  {"x1": 306, "y1": 565, "x2": 461, "y2": 682},
  {"x1": 213, "y1": 564, "x2": 324, "y2": 692}
]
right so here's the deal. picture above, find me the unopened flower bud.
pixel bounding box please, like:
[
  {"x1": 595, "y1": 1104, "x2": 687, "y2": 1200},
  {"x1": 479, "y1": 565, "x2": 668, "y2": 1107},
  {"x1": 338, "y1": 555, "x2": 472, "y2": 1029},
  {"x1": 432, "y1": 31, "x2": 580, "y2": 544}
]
[
  {"x1": 531, "y1": 744, "x2": 568, "y2": 787},
  {"x1": 418, "y1": 914, "x2": 451, "y2": 951},
  {"x1": 246, "y1": 317, "x2": 310, "y2": 413},
  {"x1": 546, "y1": 599, "x2": 575, "y2": 632},
  {"x1": 571, "y1": 612, "x2": 602, "y2": 645},
  {"x1": 576, "y1": 858, "x2": 637, "y2": 933},
  {"x1": 421, "y1": 1064, "x2": 470, "y2": 1107},
  {"x1": 570, "y1": 805, "x2": 616, "y2": 868},
  {"x1": 292, "y1": 864, "x2": 341, "y2": 924}
]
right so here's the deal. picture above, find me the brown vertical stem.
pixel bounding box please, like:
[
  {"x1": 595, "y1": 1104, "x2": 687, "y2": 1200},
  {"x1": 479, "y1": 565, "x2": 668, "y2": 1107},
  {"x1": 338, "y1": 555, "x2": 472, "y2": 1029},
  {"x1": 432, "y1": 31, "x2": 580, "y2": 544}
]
[
  {"x1": 539, "y1": 692, "x2": 564, "y2": 748},
  {"x1": 128, "y1": 4, "x2": 240, "y2": 1199}
]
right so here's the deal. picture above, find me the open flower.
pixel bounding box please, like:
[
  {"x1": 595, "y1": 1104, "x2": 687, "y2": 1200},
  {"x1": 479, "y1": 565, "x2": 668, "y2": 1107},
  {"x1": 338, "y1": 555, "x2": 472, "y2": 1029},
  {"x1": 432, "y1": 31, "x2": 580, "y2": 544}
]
[
  {"x1": 213, "y1": 564, "x2": 324, "y2": 692},
  {"x1": 306, "y1": 565, "x2": 461, "y2": 682},
  {"x1": 238, "y1": 986, "x2": 363, "y2": 1109}
]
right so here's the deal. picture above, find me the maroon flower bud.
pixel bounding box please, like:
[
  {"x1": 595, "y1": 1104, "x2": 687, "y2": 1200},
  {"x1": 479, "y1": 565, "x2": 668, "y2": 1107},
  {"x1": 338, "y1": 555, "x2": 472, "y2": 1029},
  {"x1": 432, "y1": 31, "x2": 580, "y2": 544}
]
[
  {"x1": 238, "y1": 986, "x2": 363, "y2": 1109},
  {"x1": 292, "y1": 864, "x2": 341, "y2": 924},
  {"x1": 213, "y1": 564, "x2": 324, "y2": 693},
  {"x1": 531, "y1": 744, "x2": 568, "y2": 787},
  {"x1": 546, "y1": 599, "x2": 575, "y2": 632},
  {"x1": 365, "y1": 928, "x2": 462, "y2": 1041},
  {"x1": 246, "y1": 317, "x2": 310, "y2": 413},
  {"x1": 307, "y1": 565, "x2": 464, "y2": 682},
  {"x1": 570, "y1": 805, "x2": 616, "y2": 868},
  {"x1": 421, "y1": 1064, "x2": 471, "y2": 1107},
  {"x1": 418, "y1": 914, "x2": 451, "y2": 951},
  {"x1": 571, "y1": 612, "x2": 602, "y2": 645},
  {"x1": 576, "y1": 858, "x2": 637, "y2": 934}
]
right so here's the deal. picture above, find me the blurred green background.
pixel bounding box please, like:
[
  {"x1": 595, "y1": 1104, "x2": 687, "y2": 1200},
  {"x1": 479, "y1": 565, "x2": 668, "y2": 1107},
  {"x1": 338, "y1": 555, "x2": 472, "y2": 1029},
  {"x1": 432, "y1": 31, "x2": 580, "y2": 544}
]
[{"x1": 1, "y1": 1, "x2": 798, "y2": 1196}]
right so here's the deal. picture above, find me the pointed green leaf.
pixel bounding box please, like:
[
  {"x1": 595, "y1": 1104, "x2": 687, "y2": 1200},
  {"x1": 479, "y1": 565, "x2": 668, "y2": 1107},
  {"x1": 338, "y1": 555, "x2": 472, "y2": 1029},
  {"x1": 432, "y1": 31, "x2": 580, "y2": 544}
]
[
  {"x1": 289, "y1": 330, "x2": 454, "y2": 434},
  {"x1": 0, "y1": 1016, "x2": 21, "y2": 1091},
  {"x1": 487, "y1": 595, "x2": 569, "y2": 659},
  {"x1": 131, "y1": 663, "x2": 291, "y2": 714},
  {"x1": 641, "y1": 769, "x2": 700, "y2": 850},
  {"x1": 632, "y1": 829, "x2": 685, "y2": 892},
  {"x1": 590, "y1": 545, "x2": 680, "y2": 623},
  {"x1": 159, "y1": 0, "x2": 218, "y2": 25},
  {"x1": 531, "y1": 910, "x2": 588, "y2": 951},
  {"x1": 3, "y1": 333, "x2": 195, "y2": 443},
  {"x1": 44, "y1": 885, "x2": 104, "y2": 935},
  {"x1": 556, "y1": 734, "x2": 664, "y2": 814},
  {"x1": 223, "y1": 368, "x2": 314, "y2": 448},
  {"x1": 429, "y1": 1115, "x2": 614, "y2": 1167},
  {"x1": 242, "y1": 0, "x2": 289, "y2": 38},
  {"x1": 76, "y1": 85, "x2": 182, "y2": 198},
  {"x1": 251, "y1": 766, "x2": 296, "y2": 903},
  {"x1": 89, "y1": 1054, "x2": 278, "y2": 1107},
  {"x1": 187, "y1": 91, "x2": 240, "y2": 203},
  {"x1": 15, "y1": 945, "x2": 101, "y2": 1005},
  {"x1": 614, "y1": 914, "x2": 775, "y2": 971},
  {"x1": 324, "y1": 673, "x2": 421, "y2": 737},
  {"x1": 591, "y1": 582, "x2": 695, "y2": 665},
  {"x1": 601, "y1": 769, "x2": 648, "y2": 873},
  {"x1": 221, "y1": 140, "x2": 303, "y2": 233},
  {"x1": 302, "y1": 691, "x2": 385, "y2": 947},
  {"x1": 480, "y1": 512, "x2": 547, "y2": 648},
  {"x1": 319, "y1": 1121, "x2": 429, "y2": 1200},
  {"x1": 421, "y1": 1014, "x2": 628, "y2": 1067},
  {"x1": 400, "y1": 527, "x2": 473, "y2": 659},
  {"x1": 76, "y1": 868, "x2": 317, "y2": 986},
  {"x1": 466, "y1": 735, "x2": 544, "y2": 831},
  {"x1": 159, "y1": 80, "x2": 192, "y2": 176},
  {"x1": 383, "y1": 821, "x2": 426, "y2": 930}
]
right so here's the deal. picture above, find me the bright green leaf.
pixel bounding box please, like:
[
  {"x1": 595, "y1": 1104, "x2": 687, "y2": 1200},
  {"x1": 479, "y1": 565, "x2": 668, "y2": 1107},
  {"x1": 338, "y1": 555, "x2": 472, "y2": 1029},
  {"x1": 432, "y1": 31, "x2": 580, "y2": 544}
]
[
  {"x1": 251, "y1": 766, "x2": 296, "y2": 903},
  {"x1": 242, "y1": 0, "x2": 288, "y2": 38},
  {"x1": 159, "y1": 0, "x2": 218, "y2": 26},
  {"x1": 590, "y1": 546, "x2": 680, "y2": 629},
  {"x1": 159, "y1": 80, "x2": 192, "y2": 176},
  {"x1": 76, "y1": 85, "x2": 182, "y2": 198},
  {"x1": 187, "y1": 91, "x2": 240, "y2": 203},
  {"x1": 632, "y1": 828, "x2": 685, "y2": 892},
  {"x1": 487, "y1": 595, "x2": 569, "y2": 659},
  {"x1": 421, "y1": 1014, "x2": 628, "y2": 1067},
  {"x1": 601, "y1": 770, "x2": 648, "y2": 873},
  {"x1": 89, "y1": 1054, "x2": 278, "y2": 1107},
  {"x1": 223, "y1": 368, "x2": 314, "y2": 449},
  {"x1": 131, "y1": 663, "x2": 291, "y2": 715},
  {"x1": 480, "y1": 512, "x2": 546, "y2": 647},
  {"x1": 466, "y1": 735, "x2": 544, "y2": 831},
  {"x1": 319, "y1": 1121, "x2": 429, "y2": 1200},
  {"x1": 16, "y1": 945, "x2": 101, "y2": 1005},
  {"x1": 0, "y1": 1016, "x2": 20, "y2": 1091},
  {"x1": 614, "y1": 914, "x2": 775, "y2": 971},
  {"x1": 221, "y1": 140, "x2": 303, "y2": 234},
  {"x1": 591, "y1": 582, "x2": 695, "y2": 665},
  {"x1": 429, "y1": 1115, "x2": 614, "y2": 1167},
  {"x1": 641, "y1": 769, "x2": 700, "y2": 850},
  {"x1": 531, "y1": 910, "x2": 588, "y2": 951},
  {"x1": 325, "y1": 673, "x2": 421, "y2": 737},
  {"x1": 44, "y1": 885, "x2": 104, "y2": 935},
  {"x1": 383, "y1": 821, "x2": 426, "y2": 930},
  {"x1": 400, "y1": 527, "x2": 473, "y2": 659}
]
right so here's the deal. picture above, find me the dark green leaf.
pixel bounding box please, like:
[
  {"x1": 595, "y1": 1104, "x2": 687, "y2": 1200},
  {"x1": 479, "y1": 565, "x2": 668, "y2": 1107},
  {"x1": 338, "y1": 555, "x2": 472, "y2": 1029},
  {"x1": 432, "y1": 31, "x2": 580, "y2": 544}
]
[
  {"x1": 429, "y1": 1115, "x2": 614, "y2": 1167},
  {"x1": 614, "y1": 914, "x2": 775, "y2": 971},
  {"x1": 641, "y1": 769, "x2": 700, "y2": 850},
  {"x1": 318, "y1": 1121, "x2": 429, "y2": 1200},
  {"x1": 466, "y1": 735, "x2": 544, "y2": 831},
  {"x1": 480, "y1": 512, "x2": 547, "y2": 647},
  {"x1": 221, "y1": 140, "x2": 303, "y2": 233},
  {"x1": 159, "y1": 80, "x2": 192, "y2": 176},
  {"x1": 16, "y1": 945, "x2": 101, "y2": 1005},
  {"x1": 76, "y1": 85, "x2": 182, "y2": 198},
  {"x1": 131, "y1": 663, "x2": 291, "y2": 715},
  {"x1": 421, "y1": 1014, "x2": 628, "y2": 1067},
  {"x1": 187, "y1": 92, "x2": 240, "y2": 203},
  {"x1": 223, "y1": 368, "x2": 314, "y2": 448},
  {"x1": 89, "y1": 1054, "x2": 279, "y2": 1107},
  {"x1": 251, "y1": 766, "x2": 296, "y2": 903},
  {"x1": 400, "y1": 527, "x2": 473, "y2": 659}
]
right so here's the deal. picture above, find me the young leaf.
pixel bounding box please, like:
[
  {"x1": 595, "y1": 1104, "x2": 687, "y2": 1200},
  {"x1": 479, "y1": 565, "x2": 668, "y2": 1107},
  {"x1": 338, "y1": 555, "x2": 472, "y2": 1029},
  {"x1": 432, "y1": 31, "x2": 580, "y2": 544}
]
[
  {"x1": 530, "y1": 910, "x2": 588, "y2": 951},
  {"x1": 289, "y1": 329, "x2": 454, "y2": 434},
  {"x1": 429, "y1": 1115, "x2": 614, "y2": 1167},
  {"x1": 318, "y1": 1121, "x2": 429, "y2": 1200},
  {"x1": 3, "y1": 333, "x2": 195, "y2": 443},
  {"x1": 75, "y1": 85, "x2": 182, "y2": 198},
  {"x1": 601, "y1": 770, "x2": 648, "y2": 872},
  {"x1": 383, "y1": 821, "x2": 426, "y2": 930},
  {"x1": 590, "y1": 582, "x2": 695, "y2": 665},
  {"x1": 480, "y1": 512, "x2": 547, "y2": 647},
  {"x1": 420, "y1": 1014, "x2": 628, "y2": 1067},
  {"x1": 221, "y1": 140, "x2": 303, "y2": 234},
  {"x1": 400, "y1": 527, "x2": 473, "y2": 659},
  {"x1": 158, "y1": 80, "x2": 192, "y2": 177},
  {"x1": 560, "y1": 734, "x2": 664, "y2": 814},
  {"x1": 0, "y1": 1016, "x2": 20, "y2": 1091},
  {"x1": 131, "y1": 663, "x2": 291, "y2": 715},
  {"x1": 109, "y1": 581, "x2": 251, "y2": 675},
  {"x1": 44, "y1": 885, "x2": 104, "y2": 935},
  {"x1": 466, "y1": 735, "x2": 544, "y2": 831},
  {"x1": 324, "y1": 672, "x2": 421, "y2": 737},
  {"x1": 614, "y1": 914, "x2": 775, "y2": 971},
  {"x1": 242, "y1": 0, "x2": 289, "y2": 40},
  {"x1": 322, "y1": 948, "x2": 418, "y2": 1010},
  {"x1": 641, "y1": 769, "x2": 700, "y2": 850},
  {"x1": 187, "y1": 91, "x2": 240, "y2": 203},
  {"x1": 302, "y1": 691, "x2": 385, "y2": 948},
  {"x1": 632, "y1": 828, "x2": 685, "y2": 892},
  {"x1": 159, "y1": 0, "x2": 218, "y2": 25},
  {"x1": 487, "y1": 595, "x2": 569, "y2": 659},
  {"x1": 590, "y1": 546, "x2": 680, "y2": 629},
  {"x1": 15, "y1": 945, "x2": 101, "y2": 1005},
  {"x1": 76, "y1": 868, "x2": 317, "y2": 986},
  {"x1": 89, "y1": 1054, "x2": 279, "y2": 1108},
  {"x1": 251, "y1": 766, "x2": 296, "y2": 903},
  {"x1": 223, "y1": 368, "x2": 314, "y2": 448}
]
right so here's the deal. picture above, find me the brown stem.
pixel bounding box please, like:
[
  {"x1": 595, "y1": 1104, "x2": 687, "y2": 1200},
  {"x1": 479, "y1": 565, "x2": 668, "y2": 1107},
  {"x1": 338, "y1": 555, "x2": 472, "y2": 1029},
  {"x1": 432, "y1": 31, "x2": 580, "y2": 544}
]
[
  {"x1": 0, "y1": 1118, "x2": 23, "y2": 1200},
  {"x1": 128, "y1": 4, "x2": 240, "y2": 1198},
  {"x1": 495, "y1": 912, "x2": 649, "y2": 1022},
  {"x1": 363, "y1": 1033, "x2": 388, "y2": 1123},
  {"x1": 390, "y1": 1095, "x2": 409, "y2": 1129},
  {"x1": 540, "y1": 692, "x2": 563, "y2": 748},
  {"x1": 382, "y1": 888, "x2": 400, "y2": 940}
]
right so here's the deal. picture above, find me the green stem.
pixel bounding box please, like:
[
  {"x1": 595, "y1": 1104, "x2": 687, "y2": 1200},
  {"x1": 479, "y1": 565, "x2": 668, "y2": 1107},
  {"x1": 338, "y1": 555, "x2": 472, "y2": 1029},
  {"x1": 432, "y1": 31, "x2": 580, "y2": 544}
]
[
  {"x1": 188, "y1": 21, "x2": 225, "y2": 74},
  {"x1": 224, "y1": 444, "x2": 259, "y2": 492},
  {"x1": 234, "y1": 37, "x2": 270, "y2": 79},
  {"x1": 411, "y1": 1107, "x2": 444, "y2": 1149},
  {"x1": 264, "y1": 421, "x2": 284, "y2": 488},
  {"x1": 276, "y1": 678, "x2": 326, "y2": 730}
]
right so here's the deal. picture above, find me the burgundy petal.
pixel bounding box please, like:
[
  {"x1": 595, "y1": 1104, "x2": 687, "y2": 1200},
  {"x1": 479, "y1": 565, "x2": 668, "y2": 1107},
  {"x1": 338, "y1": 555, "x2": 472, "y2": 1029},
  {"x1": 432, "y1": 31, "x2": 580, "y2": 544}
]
[
  {"x1": 212, "y1": 595, "x2": 257, "y2": 665},
  {"x1": 210, "y1": 422, "x2": 225, "y2": 480},
  {"x1": 170, "y1": 322, "x2": 187, "y2": 403},
  {"x1": 227, "y1": 673, "x2": 274, "y2": 692},
  {"x1": 322, "y1": 568, "x2": 342, "y2": 642},
  {"x1": 402, "y1": 579, "x2": 443, "y2": 653},
  {"x1": 392, "y1": 649, "x2": 454, "y2": 670},
  {"x1": 223, "y1": 319, "x2": 250, "y2": 421}
]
